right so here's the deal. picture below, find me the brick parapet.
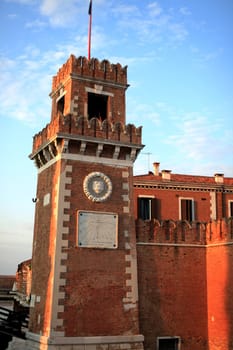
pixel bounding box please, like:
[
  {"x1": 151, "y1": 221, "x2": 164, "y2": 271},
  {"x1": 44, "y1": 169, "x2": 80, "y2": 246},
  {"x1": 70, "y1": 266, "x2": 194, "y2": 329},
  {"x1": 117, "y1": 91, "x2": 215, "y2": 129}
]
[
  {"x1": 136, "y1": 218, "x2": 233, "y2": 245},
  {"x1": 31, "y1": 115, "x2": 142, "y2": 155},
  {"x1": 52, "y1": 55, "x2": 128, "y2": 91}
]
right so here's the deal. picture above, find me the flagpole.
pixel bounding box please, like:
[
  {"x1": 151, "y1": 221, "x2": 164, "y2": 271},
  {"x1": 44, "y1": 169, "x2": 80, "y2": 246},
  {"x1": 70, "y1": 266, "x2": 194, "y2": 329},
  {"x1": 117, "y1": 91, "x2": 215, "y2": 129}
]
[{"x1": 88, "y1": 0, "x2": 92, "y2": 60}]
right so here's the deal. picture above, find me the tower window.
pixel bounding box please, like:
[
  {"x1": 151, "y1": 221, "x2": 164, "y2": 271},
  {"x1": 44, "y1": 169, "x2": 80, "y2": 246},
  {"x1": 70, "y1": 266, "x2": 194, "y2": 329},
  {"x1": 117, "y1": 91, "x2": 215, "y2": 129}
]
[
  {"x1": 138, "y1": 197, "x2": 158, "y2": 220},
  {"x1": 88, "y1": 92, "x2": 108, "y2": 120},
  {"x1": 157, "y1": 337, "x2": 180, "y2": 350},
  {"x1": 57, "y1": 96, "x2": 65, "y2": 115},
  {"x1": 179, "y1": 198, "x2": 195, "y2": 221}
]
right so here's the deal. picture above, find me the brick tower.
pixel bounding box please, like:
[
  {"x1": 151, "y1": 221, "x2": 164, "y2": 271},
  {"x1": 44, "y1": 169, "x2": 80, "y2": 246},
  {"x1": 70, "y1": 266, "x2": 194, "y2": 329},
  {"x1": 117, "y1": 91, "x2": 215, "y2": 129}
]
[{"x1": 27, "y1": 55, "x2": 144, "y2": 350}]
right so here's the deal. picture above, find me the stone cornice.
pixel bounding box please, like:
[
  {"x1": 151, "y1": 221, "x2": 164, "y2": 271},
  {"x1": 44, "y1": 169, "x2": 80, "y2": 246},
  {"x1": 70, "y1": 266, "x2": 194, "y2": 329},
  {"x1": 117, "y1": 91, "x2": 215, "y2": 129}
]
[
  {"x1": 30, "y1": 133, "x2": 144, "y2": 169},
  {"x1": 133, "y1": 181, "x2": 233, "y2": 193}
]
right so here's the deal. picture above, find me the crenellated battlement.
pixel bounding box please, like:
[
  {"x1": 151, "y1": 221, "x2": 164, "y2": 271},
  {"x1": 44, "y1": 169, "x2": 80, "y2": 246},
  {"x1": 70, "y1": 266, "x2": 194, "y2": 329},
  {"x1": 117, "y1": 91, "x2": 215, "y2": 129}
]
[
  {"x1": 31, "y1": 114, "x2": 142, "y2": 155},
  {"x1": 52, "y1": 55, "x2": 128, "y2": 91},
  {"x1": 136, "y1": 218, "x2": 233, "y2": 245}
]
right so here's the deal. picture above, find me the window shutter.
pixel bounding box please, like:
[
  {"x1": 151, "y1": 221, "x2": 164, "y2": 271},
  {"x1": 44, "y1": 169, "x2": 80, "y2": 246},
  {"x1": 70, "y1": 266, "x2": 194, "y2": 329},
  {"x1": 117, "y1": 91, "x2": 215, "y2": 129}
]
[
  {"x1": 137, "y1": 197, "x2": 141, "y2": 219},
  {"x1": 181, "y1": 199, "x2": 186, "y2": 220},
  {"x1": 151, "y1": 198, "x2": 157, "y2": 219},
  {"x1": 187, "y1": 199, "x2": 192, "y2": 221}
]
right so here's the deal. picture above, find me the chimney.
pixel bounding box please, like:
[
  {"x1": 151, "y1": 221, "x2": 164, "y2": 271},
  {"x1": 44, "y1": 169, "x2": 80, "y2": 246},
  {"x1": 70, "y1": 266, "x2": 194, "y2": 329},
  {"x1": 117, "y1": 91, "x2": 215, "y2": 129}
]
[
  {"x1": 162, "y1": 169, "x2": 172, "y2": 181},
  {"x1": 153, "y1": 162, "x2": 160, "y2": 176},
  {"x1": 214, "y1": 173, "x2": 224, "y2": 184}
]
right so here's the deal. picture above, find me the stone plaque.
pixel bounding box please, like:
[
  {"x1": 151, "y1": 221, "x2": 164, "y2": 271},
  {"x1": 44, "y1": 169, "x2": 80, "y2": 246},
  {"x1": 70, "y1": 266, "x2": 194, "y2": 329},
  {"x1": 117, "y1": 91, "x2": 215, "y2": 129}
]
[{"x1": 77, "y1": 211, "x2": 118, "y2": 249}]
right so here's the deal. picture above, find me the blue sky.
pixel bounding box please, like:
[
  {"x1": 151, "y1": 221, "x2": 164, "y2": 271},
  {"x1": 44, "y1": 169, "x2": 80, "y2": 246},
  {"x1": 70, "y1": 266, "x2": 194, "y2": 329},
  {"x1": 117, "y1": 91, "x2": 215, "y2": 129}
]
[{"x1": 0, "y1": 0, "x2": 232, "y2": 274}]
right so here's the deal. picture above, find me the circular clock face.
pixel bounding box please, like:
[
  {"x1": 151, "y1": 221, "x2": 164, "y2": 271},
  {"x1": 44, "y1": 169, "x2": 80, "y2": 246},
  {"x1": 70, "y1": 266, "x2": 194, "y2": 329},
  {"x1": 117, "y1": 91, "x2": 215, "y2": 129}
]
[{"x1": 83, "y1": 172, "x2": 112, "y2": 202}]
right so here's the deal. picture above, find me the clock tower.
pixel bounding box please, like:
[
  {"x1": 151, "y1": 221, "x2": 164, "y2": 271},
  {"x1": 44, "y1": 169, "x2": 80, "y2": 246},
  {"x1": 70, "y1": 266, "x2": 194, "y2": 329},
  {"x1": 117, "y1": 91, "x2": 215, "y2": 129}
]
[{"x1": 27, "y1": 55, "x2": 144, "y2": 350}]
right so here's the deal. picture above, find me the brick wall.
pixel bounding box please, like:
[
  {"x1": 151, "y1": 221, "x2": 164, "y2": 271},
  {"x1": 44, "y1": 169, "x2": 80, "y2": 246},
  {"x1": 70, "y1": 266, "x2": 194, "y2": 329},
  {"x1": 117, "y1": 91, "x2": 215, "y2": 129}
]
[
  {"x1": 136, "y1": 218, "x2": 233, "y2": 350},
  {"x1": 59, "y1": 161, "x2": 140, "y2": 336},
  {"x1": 207, "y1": 245, "x2": 233, "y2": 349},
  {"x1": 28, "y1": 158, "x2": 142, "y2": 341},
  {"x1": 29, "y1": 160, "x2": 61, "y2": 336}
]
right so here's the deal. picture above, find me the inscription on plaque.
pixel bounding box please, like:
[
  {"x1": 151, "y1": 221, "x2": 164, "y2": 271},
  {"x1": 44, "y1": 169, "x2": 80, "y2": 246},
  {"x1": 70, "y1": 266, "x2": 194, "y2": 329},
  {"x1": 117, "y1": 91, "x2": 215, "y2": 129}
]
[{"x1": 77, "y1": 211, "x2": 118, "y2": 249}]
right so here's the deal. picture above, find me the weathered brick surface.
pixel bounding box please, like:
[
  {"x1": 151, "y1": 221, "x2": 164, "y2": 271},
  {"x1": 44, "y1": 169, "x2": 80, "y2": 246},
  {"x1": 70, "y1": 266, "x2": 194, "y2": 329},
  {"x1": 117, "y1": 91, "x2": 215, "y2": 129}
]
[
  {"x1": 207, "y1": 245, "x2": 233, "y2": 349},
  {"x1": 29, "y1": 159, "x2": 141, "y2": 339},
  {"x1": 60, "y1": 161, "x2": 139, "y2": 336},
  {"x1": 136, "y1": 218, "x2": 233, "y2": 350},
  {"x1": 29, "y1": 161, "x2": 61, "y2": 335},
  {"x1": 137, "y1": 244, "x2": 208, "y2": 350}
]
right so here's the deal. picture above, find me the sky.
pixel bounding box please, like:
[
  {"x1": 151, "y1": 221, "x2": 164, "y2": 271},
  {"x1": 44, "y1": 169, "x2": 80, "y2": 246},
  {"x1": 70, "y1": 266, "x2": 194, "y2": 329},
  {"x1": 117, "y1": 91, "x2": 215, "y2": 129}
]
[{"x1": 0, "y1": 0, "x2": 232, "y2": 274}]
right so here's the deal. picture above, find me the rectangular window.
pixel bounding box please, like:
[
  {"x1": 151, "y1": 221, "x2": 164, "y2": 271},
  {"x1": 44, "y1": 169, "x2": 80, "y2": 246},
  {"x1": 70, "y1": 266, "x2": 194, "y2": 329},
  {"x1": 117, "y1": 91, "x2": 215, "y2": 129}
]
[
  {"x1": 57, "y1": 95, "x2": 65, "y2": 114},
  {"x1": 179, "y1": 198, "x2": 195, "y2": 221},
  {"x1": 138, "y1": 197, "x2": 157, "y2": 220},
  {"x1": 157, "y1": 337, "x2": 180, "y2": 350},
  {"x1": 229, "y1": 200, "x2": 233, "y2": 217},
  {"x1": 88, "y1": 92, "x2": 108, "y2": 120}
]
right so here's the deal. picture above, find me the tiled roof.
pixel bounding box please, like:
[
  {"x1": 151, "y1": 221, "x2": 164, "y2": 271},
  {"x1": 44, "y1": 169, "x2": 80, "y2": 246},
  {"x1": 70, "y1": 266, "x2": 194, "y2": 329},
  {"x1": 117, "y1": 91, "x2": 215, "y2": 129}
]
[{"x1": 134, "y1": 172, "x2": 233, "y2": 186}]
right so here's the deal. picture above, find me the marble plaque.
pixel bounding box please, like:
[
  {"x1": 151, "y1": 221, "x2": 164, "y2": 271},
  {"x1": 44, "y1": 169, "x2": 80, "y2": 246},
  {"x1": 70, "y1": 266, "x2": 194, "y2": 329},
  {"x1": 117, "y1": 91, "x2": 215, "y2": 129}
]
[{"x1": 77, "y1": 211, "x2": 118, "y2": 249}]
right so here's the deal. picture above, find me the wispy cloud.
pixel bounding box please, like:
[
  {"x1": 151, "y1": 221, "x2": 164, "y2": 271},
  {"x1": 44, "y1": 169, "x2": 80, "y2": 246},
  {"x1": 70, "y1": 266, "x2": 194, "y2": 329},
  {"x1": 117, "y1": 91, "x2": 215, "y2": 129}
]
[
  {"x1": 25, "y1": 19, "x2": 47, "y2": 29},
  {"x1": 6, "y1": 0, "x2": 86, "y2": 27},
  {"x1": 127, "y1": 98, "x2": 161, "y2": 126},
  {"x1": 147, "y1": 2, "x2": 163, "y2": 17},
  {"x1": 0, "y1": 28, "x2": 108, "y2": 125},
  {"x1": 179, "y1": 7, "x2": 191, "y2": 16},
  {"x1": 112, "y1": 2, "x2": 189, "y2": 46},
  {"x1": 131, "y1": 97, "x2": 233, "y2": 176},
  {"x1": 190, "y1": 46, "x2": 223, "y2": 65},
  {"x1": 39, "y1": 0, "x2": 85, "y2": 27},
  {"x1": 0, "y1": 47, "x2": 63, "y2": 125},
  {"x1": 5, "y1": 0, "x2": 36, "y2": 3},
  {"x1": 167, "y1": 113, "x2": 214, "y2": 158},
  {"x1": 112, "y1": 4, "x2": 140, "y2": 18},
  {"x1": 163, "y1": 110, "x2": 232, "y2": 174},
  {"x1": 7, "y1": 13, "x2": 17, "y2": 19}
]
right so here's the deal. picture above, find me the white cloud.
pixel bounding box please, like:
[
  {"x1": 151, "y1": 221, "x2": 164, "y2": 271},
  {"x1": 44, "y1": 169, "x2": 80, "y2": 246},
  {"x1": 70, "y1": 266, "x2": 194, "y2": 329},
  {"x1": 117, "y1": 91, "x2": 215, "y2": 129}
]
[
  {"x1": 0, "y1": 49, "x2": 55, "y2": 125},
  {"x1": 40, "y1": 0, "x2": 83, "y2": 27},
  {"x1": 179, "y1": 7, "x2": 191, "y2": 16},
  {"x1": 163, "y1": 111, "x2": 231, "y2": 173},
  {"x1": 5, "y1": 0, "x2": 36, "y2": 4},
  {"x1": 190, "y1": 46, "x2": 223, "y2": 65},
  {"x1": 0, "y1": 28, "x2": 94, "y2": 126},
  {"x1": 127, "y1": 99, "x2": 161, "y2": 126},
  {"x1": 133, "y1": 99, "x2": 233, "y2": 176},
  {"x1": 112, "y1": 2, "x2": 189, "y2": 47},
  {"x1": 7, "y1": 13, "x2": 17, "y2": 19},
  {"x1": 168, "y1": 22, "x2": 188, "y2": 42},
  {"x1": 112, "y1": 4, "x2": 140, "y2": 18},
  {"x1": 147, "y1": 2, "x2": 163, "y2": 17},
  {"x1": 25, "y1": 19, "x2": 47, "y2": 29}
]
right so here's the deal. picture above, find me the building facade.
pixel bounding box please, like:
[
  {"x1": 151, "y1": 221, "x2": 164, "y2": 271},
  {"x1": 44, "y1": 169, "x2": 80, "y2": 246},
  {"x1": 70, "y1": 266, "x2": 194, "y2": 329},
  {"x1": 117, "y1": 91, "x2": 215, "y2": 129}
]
[
  {"x1": 11, "y1": 55, "x2": 233, "y2": 350},
  {"x1": 134, "y1": 162, "x2": 233, "y2": 222}
]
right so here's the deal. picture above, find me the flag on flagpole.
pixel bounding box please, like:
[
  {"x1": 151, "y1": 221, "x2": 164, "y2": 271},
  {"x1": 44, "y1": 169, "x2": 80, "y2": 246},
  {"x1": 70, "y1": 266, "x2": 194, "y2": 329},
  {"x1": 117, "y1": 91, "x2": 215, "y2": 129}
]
[
  {"x1": 88, "y1": 0, "x2": 92, "y2": 15},
  {"x1": 88, "y1": 0, "x2": 92, "y2": 60}
]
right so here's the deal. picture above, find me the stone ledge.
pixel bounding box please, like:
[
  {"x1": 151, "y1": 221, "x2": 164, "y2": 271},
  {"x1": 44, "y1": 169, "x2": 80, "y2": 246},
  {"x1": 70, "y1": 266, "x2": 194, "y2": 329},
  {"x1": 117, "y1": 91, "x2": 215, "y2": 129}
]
[{"x1": 26, "y1": 332, "x2": 144, "y2": 345}]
